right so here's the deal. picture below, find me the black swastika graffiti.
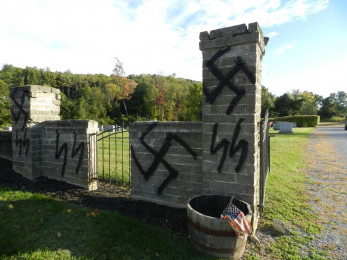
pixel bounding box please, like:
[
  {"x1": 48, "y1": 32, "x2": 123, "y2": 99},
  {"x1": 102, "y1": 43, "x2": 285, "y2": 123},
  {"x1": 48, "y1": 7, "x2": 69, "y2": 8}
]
[
  {"x1": 10, "y1": 88, "x2": 30, "y2": 130},
  {"x1": 131, "y1": 123, "x2": 198, "y2": 195},
  {"x1": 203, "y1": 46, "x2": 256, "y2": 115}
]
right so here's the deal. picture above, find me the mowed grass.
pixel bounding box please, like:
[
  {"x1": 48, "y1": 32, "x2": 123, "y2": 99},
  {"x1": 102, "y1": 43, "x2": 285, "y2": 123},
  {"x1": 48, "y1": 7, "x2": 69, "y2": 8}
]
[
  {"x1": 245, "y1": 127, "x2": 327, "y2": 259},
  {"x1": 265, "y1": 127, "x2": 317, "y2": 228},
  {"x1": 97, "y1": 130, "x2": 130, "y2": 185},
  {"x1": 1, "y1": 126, "x2": 330, "y2": 259},
  {"x1": 0, "y1": 188, "x2": 209, "y2": 260}
]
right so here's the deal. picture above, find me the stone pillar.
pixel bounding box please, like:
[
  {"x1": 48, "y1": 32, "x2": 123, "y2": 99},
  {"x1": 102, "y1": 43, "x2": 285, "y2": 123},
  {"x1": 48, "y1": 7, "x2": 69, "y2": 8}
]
[
  {"x1": 10, "y1": 85, "x2": 61, "y2": 179},
  {"x1": 40, "y1": 120, "x2": 98, "y2": 190},
  {"x1": 200, "y1": 23, "x2": 268, "y2": 229},
  {"x1": 10, "y1": 85, "x2": 98, "y2": 190}
]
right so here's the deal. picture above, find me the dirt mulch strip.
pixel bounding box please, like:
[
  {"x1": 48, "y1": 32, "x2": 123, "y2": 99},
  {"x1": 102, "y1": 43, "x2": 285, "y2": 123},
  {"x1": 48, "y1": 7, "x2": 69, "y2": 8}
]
[{"x1": 0, "y1": 157, "x2": 188, "y2": 236}]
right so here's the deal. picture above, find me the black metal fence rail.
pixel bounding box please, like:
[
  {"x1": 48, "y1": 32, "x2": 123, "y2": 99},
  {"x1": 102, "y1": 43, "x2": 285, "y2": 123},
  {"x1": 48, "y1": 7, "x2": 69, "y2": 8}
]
[
  {"x1": 97, "y1": 123, "x2": 131, "y2": 186},
  {"x1": 259, "y1": 110, "x2": 270, "y2": 215}
]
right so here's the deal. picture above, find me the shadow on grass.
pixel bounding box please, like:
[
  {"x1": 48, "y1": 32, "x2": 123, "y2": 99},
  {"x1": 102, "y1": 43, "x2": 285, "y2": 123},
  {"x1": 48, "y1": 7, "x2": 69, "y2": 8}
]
[{"x1": 0, "y1": 188, "x2": 209, "y2": 260}]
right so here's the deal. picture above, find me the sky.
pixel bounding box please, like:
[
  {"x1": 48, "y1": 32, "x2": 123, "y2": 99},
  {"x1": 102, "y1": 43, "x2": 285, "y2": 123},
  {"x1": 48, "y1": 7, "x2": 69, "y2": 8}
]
[{"x1": 0, "y1": 0, "x2": 346, "y2": 98}]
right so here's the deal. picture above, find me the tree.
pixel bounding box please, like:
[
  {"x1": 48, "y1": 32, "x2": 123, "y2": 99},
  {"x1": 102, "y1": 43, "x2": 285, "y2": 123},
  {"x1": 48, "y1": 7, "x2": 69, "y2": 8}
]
[
  {"x1": 261, "y1": 86, "x2": 276, "y2": 117},
  {"x1": 336, "y1": 91, "x2": 347, "y2": 116},
  {"x1": 0, "y1": 79, "x2": 11, "y2": 127},
  {"x1": 298, "y1": 91, "x2": 319, "y2": 115},
  {"x1": 0, "y1": 64, "x2": 25, "y2": 86},
  {"x1": 319, "y1": 94, "x2": 339, "y2": 119},
  {"x1": 111, "y1": 58, "x2": 137, "y2": 117},
  {"x1": 23, "y1": 66, "x2": 41, "y2": 85},
  {"x1": 318, "y1": 91, "x2": 347, "y2": 119},
  {"x1": 274, "y1": 91, "x2": 307, "y2": 117},
  {"x1": 181, "y1": 82, "x2": 202, "y2": 121},
  {"x1": 165, "y1": 76, "x2": 188, "y2": 121},
  {"x1": 127, "y1": 75, "x2": 156, "y2": 119}
]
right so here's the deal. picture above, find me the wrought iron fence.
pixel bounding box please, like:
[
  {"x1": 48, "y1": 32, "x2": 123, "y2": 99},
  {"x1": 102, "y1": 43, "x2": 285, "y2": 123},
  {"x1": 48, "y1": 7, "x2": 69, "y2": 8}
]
[
  {"x1": 97, "y1": 123, "x2": 131, "y2": 186},
  {"x1": 259, "y1": 110, "x2": 271, "y2": 215}
]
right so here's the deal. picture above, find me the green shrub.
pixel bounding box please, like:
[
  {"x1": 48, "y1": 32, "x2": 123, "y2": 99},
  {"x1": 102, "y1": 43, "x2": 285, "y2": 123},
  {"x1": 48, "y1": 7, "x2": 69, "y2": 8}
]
[
  {"x1": 271, "y1": 115, "x2": 320, "y2": 127},
  {"x1": 327, "y1": 116, "x2": 345, "y2": 122}
]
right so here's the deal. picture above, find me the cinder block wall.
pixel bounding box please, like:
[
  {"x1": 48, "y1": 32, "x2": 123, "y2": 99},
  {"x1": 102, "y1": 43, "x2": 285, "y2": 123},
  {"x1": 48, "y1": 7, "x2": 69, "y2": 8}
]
[
  {"x1": 130, "y1": 23, "x2": 268, "y2": 226},
  {"x1": 130, "y1": 122, "x2": 202, "y2": 208},
  {"x1": 40, "y1": 120, "x2": 98, "y2": 190},
  {"x1": 10, "y1": 86, "x2": 98, "y2": 190},
  {"x1": 0, "y1": 131, "x2": 12, "y2": 160}
]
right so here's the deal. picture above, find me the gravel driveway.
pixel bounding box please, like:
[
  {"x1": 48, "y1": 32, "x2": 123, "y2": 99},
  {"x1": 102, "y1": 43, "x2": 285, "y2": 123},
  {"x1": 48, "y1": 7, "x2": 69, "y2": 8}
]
[{"x1": 306, "y1": 123, "x2": 347, "y2": 259}]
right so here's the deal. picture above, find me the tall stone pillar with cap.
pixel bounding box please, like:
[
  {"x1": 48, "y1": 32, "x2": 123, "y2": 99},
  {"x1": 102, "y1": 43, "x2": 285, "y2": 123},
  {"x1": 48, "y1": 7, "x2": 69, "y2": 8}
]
[
  {"x1": 10, "y1": 85, "x2": 61, "y2": 179},
  {"x1": 200, "y1": 22, "x2": 268, "y2": 230}
]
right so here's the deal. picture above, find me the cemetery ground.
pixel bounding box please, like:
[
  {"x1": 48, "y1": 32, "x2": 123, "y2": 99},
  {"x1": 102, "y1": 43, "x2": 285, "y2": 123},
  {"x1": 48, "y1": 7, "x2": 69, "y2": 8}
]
[{"x1": 0, "y1": 123, "x2": 346, "y2": 259}]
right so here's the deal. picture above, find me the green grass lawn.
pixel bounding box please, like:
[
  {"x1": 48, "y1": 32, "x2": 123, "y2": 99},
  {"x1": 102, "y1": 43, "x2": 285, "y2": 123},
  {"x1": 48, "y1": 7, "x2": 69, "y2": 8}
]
[
  {"x1": 0, "y1": 188, "x2": 209, "y2": 260},
  {"x1": 97, "y1": 131, "x2": 130, "y2": 185},
  {"x1": 1, "y1": 126, "x2": 328, "y2": 259},
  {"x1": 245, "y1": 127, "x2": 327, "y2": 259}
]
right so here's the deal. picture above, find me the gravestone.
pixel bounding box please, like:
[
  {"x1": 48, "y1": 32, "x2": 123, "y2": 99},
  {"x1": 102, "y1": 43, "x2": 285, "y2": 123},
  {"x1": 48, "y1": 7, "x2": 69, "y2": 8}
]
[
  {"x1": 103, "y1": 125, "x2": 116, "y2": 132},
  {"x1": 279, "y1": 122, "x2": 293, "y2": 134},
  {"x1": 273, "y1": 121, "x2": 282, "y2": 130},
  {"x1": 274, "y1": 121, "x2": 295, "y2": 130}
]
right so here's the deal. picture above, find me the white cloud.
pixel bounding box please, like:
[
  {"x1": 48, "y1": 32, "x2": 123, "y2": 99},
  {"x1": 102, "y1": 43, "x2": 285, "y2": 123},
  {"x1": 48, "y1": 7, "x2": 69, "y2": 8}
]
[
  {"x1": 0, "y1": 0, "x2": 330, "y2": 80},
  {"x1": 268, "y1": 31, "x2": 279, "y2": 38},
  {"x1": 264, "y1": 57, "x2": 347, "y2": 98},
  {"x1": 275, "y1": 43, "x2": 295, "y2": 55}
]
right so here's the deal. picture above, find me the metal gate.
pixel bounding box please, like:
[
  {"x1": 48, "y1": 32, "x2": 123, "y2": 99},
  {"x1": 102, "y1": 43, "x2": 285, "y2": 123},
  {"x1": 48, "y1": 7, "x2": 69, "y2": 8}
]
[
  {"x1": 259, "y1": 110, "x2": 271, "y2": 215},
  {"x1": 97, "y1": 123, "x2": 131, "y2": 186}
]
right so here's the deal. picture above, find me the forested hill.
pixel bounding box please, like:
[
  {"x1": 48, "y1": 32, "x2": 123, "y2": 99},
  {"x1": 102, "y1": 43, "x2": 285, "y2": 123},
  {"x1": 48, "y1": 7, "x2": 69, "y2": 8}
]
[
  {"x1": 1, "y1": 64, "x2": 346, "y2": 128},
  {"x1": 0, "y1": 65, "x2": 203, "y2": 126}
]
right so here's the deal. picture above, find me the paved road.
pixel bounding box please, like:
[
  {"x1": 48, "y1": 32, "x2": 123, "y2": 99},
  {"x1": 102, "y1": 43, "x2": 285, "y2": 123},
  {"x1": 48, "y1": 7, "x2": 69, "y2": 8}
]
[{"x1": 307, "y1": 123, "x2": 347, "y2": 259}]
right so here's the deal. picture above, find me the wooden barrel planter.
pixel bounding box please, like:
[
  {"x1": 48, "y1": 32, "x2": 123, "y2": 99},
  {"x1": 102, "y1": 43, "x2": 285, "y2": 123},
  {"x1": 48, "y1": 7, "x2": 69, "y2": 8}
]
[{"x1": 187, "y1": 195, "x2": 252, "y2": 259}]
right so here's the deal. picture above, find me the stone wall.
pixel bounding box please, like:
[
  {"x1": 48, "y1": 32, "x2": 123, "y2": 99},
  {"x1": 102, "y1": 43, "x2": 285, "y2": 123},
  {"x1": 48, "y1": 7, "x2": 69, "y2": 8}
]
[
  {"x1": 0, "y1": 131, "x2": 12, "y2": 160},
  {"x1": 130, "y1": 122, "x2": 202, "y2": 207},
  {"x1": 130, "y1": 22, "x2": 268, "y2": 228},
  {"x1": 9, "y1": 85, "x2": 98, "y2": 190},
  {"x1": 40, "y1": 120, "x2": 98, "y2": 189}
]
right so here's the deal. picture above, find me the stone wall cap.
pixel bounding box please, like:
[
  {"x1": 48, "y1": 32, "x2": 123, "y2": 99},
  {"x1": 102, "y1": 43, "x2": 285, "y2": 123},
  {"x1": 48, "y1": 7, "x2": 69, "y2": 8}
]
[
  {"x1": 199, "y1": 22, "x2": 268, "y2": 52},
  {"x1": 40, "y1": 119, "x2": 98, "y2": 128},
  {"x1": 130, "y1": 121, "x2": 202, "y2": 127},
  {"x1": 10, "y1": 85, "x2": 60, "y2": 94}
]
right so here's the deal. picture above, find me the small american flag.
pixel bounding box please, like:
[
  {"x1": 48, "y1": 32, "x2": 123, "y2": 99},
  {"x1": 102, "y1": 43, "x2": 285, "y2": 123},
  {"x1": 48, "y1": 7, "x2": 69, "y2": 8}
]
[{"x1": 221, "y1": 203, "x2": 252, "y2": 240}]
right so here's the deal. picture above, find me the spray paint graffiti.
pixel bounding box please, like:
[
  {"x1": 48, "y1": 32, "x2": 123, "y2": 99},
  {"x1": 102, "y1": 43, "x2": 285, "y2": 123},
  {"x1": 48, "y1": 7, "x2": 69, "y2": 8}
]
[
  {"x1": 131, "y1": 123, "x2": 198, "y2": 195},
  {"x1": 204, "y1": 47, "x2": 253, "y2": 173},
  {"x1": 15, "y1": 129, "x2": 30, "y2": 156},
  {"x1": 71, "y1": 131, "x2": 85, "y2": 174},
  {"x1": 55, "y1": 130, "x2": 68, "y2": 177},
  {"x1": 203, "y1": 46, "x2": 255, "y2": 115},
  {"x1": 55, "y1": 130, "x2": 85, "y2": 177},
  {"x1": 10, "y1": 88, "x2": 30, "y2": 130},
  {"x1": 210, "y1": 119, "x2": 248, "y2": 173}
]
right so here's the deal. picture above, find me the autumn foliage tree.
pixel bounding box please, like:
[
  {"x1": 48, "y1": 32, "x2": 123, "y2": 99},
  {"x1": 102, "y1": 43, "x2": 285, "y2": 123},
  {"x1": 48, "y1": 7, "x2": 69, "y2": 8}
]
[
  {"x1": 0, "y1": 64, "x2": 203, "y2": 124},
  {"x1": 110, "y1": 58, "x2": 137, "y2": 117}
]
